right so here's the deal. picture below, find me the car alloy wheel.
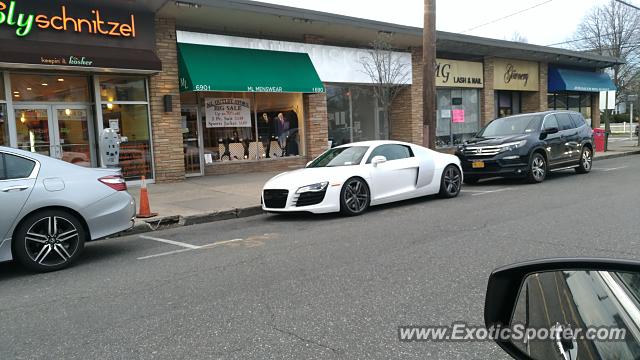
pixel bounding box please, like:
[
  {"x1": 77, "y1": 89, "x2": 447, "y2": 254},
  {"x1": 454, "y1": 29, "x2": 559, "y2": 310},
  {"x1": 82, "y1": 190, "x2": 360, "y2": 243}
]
[
  {"x1": 576, "y1": 147, "x2": 592, "y2": 174},
  {"x1": 340, "y1": 178, "x2": 370, "y2": 216},
  {"x1": 528, "y1": 153, "x2": 547, "y2": 183},
  {"x1": 13, "y1": 210, "x2": 85, "y2": 272},
  {"x1": 440, "y1": 165, "x2": 462, "y2": 198}
]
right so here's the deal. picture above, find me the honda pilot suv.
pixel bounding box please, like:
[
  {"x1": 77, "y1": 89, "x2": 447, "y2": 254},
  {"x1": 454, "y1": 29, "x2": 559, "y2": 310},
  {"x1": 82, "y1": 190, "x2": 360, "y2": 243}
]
[{"x1": 456, "y1": 111, "x2": 594, "y2": 184}]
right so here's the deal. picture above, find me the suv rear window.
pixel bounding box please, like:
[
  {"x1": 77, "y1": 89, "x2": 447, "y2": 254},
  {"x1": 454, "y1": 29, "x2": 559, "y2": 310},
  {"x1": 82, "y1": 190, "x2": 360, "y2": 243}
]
[{"x1": 569, "y1": 113, "x2": 586, "y2": 127}]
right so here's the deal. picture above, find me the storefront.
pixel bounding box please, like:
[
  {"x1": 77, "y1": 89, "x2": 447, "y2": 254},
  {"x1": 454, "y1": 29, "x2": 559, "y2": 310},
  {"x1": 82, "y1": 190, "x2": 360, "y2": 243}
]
[
  {"x1": 493, "y1": 58, "x2": 540, "y2": 118},
  {"x1": 0, "y1": 1, "x2": 161, "y2": 181},
  {"x1": 435, "y1": 59, "x2": 483, "y2": 148},
  {"x1": 547, "y1": 67, "x2": 616, "y2": 126},
  {"x1": 175, "y1": 31, "x2": 410, "y2": 175},
  {"x1": 177, "y1": 40, "x2": 324, "y2": 175}
]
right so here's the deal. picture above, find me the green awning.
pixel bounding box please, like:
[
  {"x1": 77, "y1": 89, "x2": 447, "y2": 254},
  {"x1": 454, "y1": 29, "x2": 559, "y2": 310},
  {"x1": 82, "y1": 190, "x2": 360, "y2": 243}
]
[{"x1": 178, "y1": 43, "x2": 325, "y2": 93}]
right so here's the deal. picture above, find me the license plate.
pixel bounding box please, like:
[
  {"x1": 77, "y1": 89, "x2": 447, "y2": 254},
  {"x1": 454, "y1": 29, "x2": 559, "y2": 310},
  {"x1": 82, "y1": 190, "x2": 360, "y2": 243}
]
[{"x1": 472, "y1": 161, "x2": 485, "y2": 169}]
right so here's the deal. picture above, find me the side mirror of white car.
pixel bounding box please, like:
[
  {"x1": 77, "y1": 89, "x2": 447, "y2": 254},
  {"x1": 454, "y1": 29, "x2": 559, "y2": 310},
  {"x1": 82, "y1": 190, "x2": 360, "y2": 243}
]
[
  {"x1": 306, "y1": 161, "x2": 313, "y2": 167},
  {"x1": 371, "y1": 156, "x2": 387, "y2": 167}
]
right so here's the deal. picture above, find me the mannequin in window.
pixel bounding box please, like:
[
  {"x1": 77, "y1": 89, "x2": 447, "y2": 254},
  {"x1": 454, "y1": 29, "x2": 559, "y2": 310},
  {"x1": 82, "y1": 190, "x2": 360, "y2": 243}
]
[
  {"x1": 258, "y1": 113, "x2": 273, "y2": 158},
  {"x1": 275, "y1": 112, "x2": 290, "y2": 156}
]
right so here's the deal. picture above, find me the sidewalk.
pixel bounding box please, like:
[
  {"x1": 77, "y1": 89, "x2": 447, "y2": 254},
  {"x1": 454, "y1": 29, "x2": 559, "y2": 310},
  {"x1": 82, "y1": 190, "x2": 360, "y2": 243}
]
[{"x1": 127, "y1": 141, "x2": 639, "y2": 234}]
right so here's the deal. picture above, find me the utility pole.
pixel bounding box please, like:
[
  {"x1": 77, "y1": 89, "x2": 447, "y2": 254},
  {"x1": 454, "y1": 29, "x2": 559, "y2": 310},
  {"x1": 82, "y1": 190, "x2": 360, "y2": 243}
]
[{"x1": 423, "y1": 0, "x2": 436, "y2": 149}]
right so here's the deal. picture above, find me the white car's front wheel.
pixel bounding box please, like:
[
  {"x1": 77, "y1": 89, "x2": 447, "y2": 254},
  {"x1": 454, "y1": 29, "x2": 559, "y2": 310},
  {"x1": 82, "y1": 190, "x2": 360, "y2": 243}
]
[
  {"x1": 439, "y1": 165, "x2": 462, "y2": 198},
  {"x1": 340, "y1": 177, "x2": 370, "y2": 216}
]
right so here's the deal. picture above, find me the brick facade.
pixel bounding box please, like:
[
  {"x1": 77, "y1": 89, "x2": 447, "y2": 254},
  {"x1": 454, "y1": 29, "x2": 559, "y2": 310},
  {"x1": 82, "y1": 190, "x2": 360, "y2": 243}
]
[
  {"x1": 521, "y1": 62, "x2": 548, "y2": 114},
  {"x1": 591, "y1": 92, "x2": 601, "y2": 128},
  {"x1": 304, "y1": 93, "x2": 330, "y2": 158},
  {"x1": 389, "y1": 48, "x2": 423, "y2": 144},
  {"x1": 480, "y1": 58, "x2": 496, "y2": 126},
  {"x1": 204, "y1": 157, "x2": 307, "y2": 176},
  {"x1": 149, "y1": 18, "x2": 185, "y2": 182}
]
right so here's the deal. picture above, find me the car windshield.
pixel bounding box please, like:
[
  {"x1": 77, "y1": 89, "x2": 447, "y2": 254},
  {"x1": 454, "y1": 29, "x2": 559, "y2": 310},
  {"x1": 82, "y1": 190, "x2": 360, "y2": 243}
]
[
  {"x1": 478, "y1": 115, "x2": 542, "y2": 137},
  {"x1": 307, "y1": 146, "x2": 369, "y2": 168}
]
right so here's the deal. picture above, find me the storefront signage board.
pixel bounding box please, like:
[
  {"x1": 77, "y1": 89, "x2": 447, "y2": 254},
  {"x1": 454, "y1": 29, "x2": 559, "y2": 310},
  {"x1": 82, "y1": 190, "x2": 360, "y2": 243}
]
[
  {"x1": 205, "y1": 98, "x2": 252, "y2": 128},
  {"x1": 493, "y1": 58, "x2": 539, "y2": 91},
  {"x1": 436, "y1": 59, "x2": 483, "y2": 88}
]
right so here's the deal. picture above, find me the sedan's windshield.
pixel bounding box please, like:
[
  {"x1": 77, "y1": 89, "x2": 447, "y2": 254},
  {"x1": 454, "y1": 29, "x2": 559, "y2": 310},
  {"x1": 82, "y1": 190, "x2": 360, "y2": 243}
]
[
  {"x1": 307, "y1": 146, "x2": 369, "y2": 168},
  {"x1": 478, "y1": 115, "x2": 542, "y2": 137}
]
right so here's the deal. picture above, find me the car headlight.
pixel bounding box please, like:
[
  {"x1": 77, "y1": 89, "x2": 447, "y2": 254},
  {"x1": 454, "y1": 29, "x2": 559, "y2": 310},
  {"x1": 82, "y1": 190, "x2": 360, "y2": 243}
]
[
  {"x1": 296, "y1": 182, "x2": 329, "y2": 194},
  {"x1": 500, "y1": 140, "x2": 527, "y2": 152}
]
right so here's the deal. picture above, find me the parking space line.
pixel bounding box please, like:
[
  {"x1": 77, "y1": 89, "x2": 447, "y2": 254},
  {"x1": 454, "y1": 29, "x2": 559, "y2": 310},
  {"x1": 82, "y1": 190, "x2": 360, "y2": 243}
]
[
  {"x1": 139, "y1": 235, "x2": 202, "y2": 250},
  {"x1": 597, "y1": 166, "x2": 628, "y2": 172},
  {"x1": 470, "y1": 188, "x2": 513, "y2": 196},
  {"x1": 137, "y1": 249, "x2": 192, "y2": 260},
  {"x1": 201, "y1": 238, "x2": 245, "y2": 248}
]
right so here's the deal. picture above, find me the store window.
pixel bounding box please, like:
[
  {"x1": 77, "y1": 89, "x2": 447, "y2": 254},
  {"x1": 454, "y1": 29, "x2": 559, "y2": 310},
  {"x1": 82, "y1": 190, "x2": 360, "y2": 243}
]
[
  {"x1": 0, "y1": 74, "x2": 6, "y2": 146},
  {"x1": 548, "y1": 92, "x2": 593, "y2": 124},
  {"x1": 326, "y1": 84, "x2": 388, "y2": 146},
  {"x1": 10, "y1": 73, "x2": 90, "y2": 102},
  {"x1": 436, "y1": 88, "x2": 480, "y2": 148},
  {"x1": 99, "y1": 76, "x2": 152, "y2": 181},
  {"x1": 195, "y1": 92, "x2": 305, "y2": 163},
  {"x1": 496, "y1": 91, "x2": 521, "y2": 118}
]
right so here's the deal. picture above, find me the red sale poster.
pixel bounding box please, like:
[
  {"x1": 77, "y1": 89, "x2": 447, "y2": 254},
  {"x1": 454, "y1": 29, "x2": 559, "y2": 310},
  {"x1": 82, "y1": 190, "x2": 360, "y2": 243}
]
[{"x1": 452, "y1": 109, "x2": 465, "y2": 123}]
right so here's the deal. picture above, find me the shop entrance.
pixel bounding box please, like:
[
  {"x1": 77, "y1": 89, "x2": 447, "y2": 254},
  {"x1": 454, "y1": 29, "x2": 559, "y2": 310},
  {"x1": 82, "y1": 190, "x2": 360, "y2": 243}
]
[{"x1": 14, "y1": 105, "x2": 95, "y2": 167}]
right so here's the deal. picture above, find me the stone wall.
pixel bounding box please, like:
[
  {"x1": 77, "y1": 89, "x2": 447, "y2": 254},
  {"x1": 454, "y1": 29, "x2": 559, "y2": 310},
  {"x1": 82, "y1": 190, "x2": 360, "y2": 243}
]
[{"x1": 149, "y1": 18, "x2": 185, "y2": 182}]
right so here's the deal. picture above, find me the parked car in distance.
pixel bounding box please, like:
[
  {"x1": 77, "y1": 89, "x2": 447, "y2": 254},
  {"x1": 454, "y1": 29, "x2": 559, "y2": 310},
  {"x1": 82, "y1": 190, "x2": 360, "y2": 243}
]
[
  {"x1": 456, "y1": 111, "x2": 594, "y2": 184},
  {"x1": 262, "y1": 140, "x2": 462, "y2": 216},
  {"x1": 0, "y1": 147, "x2": 135, "y2": 272}
]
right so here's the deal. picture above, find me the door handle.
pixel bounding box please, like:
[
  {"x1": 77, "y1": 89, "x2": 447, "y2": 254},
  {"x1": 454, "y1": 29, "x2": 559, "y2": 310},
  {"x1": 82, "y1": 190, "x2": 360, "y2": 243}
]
[{"x1": 1, "y1": 185, "x2": 30, "y2": 192}]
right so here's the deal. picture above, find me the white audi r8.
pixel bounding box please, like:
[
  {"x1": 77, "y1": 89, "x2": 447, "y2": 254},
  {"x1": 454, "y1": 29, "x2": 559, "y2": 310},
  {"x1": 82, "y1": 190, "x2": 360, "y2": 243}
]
[{"x1": 262, "y1": 141, "x2": 462, "y2": 216}]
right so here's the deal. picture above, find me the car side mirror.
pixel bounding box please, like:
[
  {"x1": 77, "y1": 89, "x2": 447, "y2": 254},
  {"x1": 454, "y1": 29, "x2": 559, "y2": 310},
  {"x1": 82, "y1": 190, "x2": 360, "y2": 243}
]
[
  {"x1": 306, "y1": 161, "x2": 313, "y2": 167},
  {"x1": 485, "y1": 258, "x2": 640, "y2": 360},
  {"x1": 371, "y1": 156, "x2": 387, "y2": 167}
]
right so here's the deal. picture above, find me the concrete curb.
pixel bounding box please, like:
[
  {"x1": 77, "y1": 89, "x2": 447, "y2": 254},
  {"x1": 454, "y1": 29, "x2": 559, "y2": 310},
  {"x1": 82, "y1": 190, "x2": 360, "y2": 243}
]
[
  {"x1": 122, "y1": 206, "x2": 265, "y2": 236},
  {"x1": 594, "y1": 150, "x2": 640, "y2": 161},
  {"x1": 120, "y1": 150, "x2": 638, "y2": 237}
]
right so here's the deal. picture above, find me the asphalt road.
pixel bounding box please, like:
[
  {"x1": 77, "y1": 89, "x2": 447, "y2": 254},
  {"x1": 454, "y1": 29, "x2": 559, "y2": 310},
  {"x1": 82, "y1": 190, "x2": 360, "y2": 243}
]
[{"x1": 1, "y1": 156, "x2": 639, "y2": 360}]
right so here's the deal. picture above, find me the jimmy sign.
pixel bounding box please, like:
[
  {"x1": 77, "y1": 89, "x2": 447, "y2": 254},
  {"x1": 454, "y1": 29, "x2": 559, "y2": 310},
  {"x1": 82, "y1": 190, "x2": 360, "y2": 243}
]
[{"x1": 205, "y1": 98, "x2": 253, "y2": 128}]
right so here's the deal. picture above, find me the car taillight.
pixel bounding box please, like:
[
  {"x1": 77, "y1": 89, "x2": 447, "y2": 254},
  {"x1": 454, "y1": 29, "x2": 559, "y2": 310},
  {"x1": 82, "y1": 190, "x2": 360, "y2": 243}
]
[{"x1": 99, "y1": 175, "x2": 127, "y2": 191}]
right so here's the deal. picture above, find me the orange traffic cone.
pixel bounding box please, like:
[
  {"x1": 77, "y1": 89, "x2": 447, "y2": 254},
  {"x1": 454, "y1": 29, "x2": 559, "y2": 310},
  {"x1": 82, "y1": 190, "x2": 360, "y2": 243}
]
[{"x1": 137, "y1": 176, "x2": 158, "y2": 218}]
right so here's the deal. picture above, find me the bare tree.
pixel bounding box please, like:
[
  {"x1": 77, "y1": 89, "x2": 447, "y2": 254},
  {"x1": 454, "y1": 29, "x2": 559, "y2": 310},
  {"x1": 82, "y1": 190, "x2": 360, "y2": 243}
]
[
  {"x1": 360, "y1": 33, "x2": 411, "y2": 138},
  {"x1": 509, "y1": 32, "x2": 529, "y2": 43},
  {"x1": 571, "y1": 0, "x2": 640, "y2": 104}
]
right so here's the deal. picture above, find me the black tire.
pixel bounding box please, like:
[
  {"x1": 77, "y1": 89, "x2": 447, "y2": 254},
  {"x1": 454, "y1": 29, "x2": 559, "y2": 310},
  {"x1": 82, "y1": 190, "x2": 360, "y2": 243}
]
[
  {"x1": 439, "y1": 165, "x2": 462, "y2": 198},
  {"x1": 527, "y1": 152, "x2": 547, "y2": 184},
  {"x1": 12, "y1": 210, "x2": 86, "y2": 272},
  {"x1": 463, "y1": 176, "x2": 480, "y2": 185},
  {"x1": 340, "y1": 177, "x2": 370, "y2": 216},
  {"x1": 575, "y1": 146, "x2": 593, "y2": 174}
]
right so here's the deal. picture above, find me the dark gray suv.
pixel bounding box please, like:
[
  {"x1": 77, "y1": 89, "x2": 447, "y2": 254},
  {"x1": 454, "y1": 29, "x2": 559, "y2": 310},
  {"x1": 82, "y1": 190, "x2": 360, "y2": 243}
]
[{"x1": 456, "y1": 111, "x2": 594, "y2": 184}]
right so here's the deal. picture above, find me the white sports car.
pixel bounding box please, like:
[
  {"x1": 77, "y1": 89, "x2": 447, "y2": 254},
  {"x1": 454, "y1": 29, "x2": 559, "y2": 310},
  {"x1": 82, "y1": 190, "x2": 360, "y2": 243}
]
[{"x1": 262, "y1": 141, "x2": 463, "y2": 215}]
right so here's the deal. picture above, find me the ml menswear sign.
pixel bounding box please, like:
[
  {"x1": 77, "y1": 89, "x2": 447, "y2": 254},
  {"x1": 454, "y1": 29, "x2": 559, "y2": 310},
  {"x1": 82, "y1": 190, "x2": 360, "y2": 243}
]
[{"x1": 0, "y1": 1, "x2": 137, "y2": 37}]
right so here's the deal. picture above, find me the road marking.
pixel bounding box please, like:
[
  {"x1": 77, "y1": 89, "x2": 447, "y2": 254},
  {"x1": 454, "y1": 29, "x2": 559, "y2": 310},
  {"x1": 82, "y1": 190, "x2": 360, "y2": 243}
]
[
  {"x1": 201, "y1": 238, "x2": 245, "y2": 248},
  {"x1": 598, "y1": 166, "x2": 628, "y2": 172},
  {"x1": 137, "y1": 249, "x2": 192, "y2": 260},
  {"x1": 139, "y1": 235, "x2": 202, "y2": 250},
  {"x1": 470, "y1": 188, "x2": 513, "y2": 196}
]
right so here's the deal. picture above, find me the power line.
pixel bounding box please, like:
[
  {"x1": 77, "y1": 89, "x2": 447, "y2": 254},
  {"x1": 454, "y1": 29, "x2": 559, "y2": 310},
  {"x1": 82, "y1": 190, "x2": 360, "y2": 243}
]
[
  {"x1": 614, "y1": 0, "x2": 640, "y2": 10},
  {"x1": 461, "y1": 0, "x2": 554, "y2": 34}
]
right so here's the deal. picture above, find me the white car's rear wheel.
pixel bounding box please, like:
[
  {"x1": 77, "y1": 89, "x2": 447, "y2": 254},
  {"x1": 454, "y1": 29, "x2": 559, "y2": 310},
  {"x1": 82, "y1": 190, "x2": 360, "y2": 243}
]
[
  {"x1": 340, "y1": 178, "x2": 370, "y2": 216},
  {"x1": 12, "y1": 210, "x2": 86, "y2": 272}
]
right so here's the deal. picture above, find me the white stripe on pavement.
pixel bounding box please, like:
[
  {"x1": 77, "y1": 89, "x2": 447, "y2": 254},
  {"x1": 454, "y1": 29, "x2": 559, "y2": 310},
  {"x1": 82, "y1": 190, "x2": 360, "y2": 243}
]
[
  {"x1": 139, "y1": 235, "x2": 202, "y2": 249},
  {"x1": 137, "y1": 248, "x2": 192, "y2": 260},
  {"x1": 598, "y1": 166, "x2": 629, "y2": 172},
  {"x1": 470, "y1": 188, "x2": 513, "y2": 196}
]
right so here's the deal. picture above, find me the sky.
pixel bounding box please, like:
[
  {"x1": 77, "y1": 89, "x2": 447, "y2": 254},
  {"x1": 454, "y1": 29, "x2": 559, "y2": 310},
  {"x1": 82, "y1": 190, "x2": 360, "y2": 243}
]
[{"x1": 252, "y1": 0, "x2": 612, "y2": 47}]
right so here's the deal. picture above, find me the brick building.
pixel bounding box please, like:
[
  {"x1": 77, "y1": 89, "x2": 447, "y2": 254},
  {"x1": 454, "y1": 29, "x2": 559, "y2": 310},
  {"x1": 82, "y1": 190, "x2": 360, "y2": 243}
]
[{"x1": 0, "y1": 0, "x2": 620, "y2": 183}]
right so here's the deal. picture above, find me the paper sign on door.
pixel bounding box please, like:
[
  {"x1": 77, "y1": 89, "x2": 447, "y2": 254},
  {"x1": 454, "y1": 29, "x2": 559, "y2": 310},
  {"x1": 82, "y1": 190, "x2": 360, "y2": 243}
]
[{"x1": 452, "y1": 109, "x2": 465, "y2": 123}]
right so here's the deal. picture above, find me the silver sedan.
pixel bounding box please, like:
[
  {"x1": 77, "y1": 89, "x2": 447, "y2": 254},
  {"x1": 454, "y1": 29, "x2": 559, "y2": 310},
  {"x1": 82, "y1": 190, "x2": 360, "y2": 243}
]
[{"x1": 0, "y1": 147, "x2": 136, "y2": 272}]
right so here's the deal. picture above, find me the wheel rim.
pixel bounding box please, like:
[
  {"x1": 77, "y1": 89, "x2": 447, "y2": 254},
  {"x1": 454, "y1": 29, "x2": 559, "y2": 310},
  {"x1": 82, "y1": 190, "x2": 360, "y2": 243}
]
[
  {"x1": 582, "y1": 149, "x2": 592, "y2": 170},
  {"x1": 344, "y1": 180, "x2": 369, "y2": 213},
  {"x1": 444, "y1": 167, "x2": 461, "y2": 195},
  {"x1": 24, "y1": 216, "x2": 80, "y2": 267},
  {"x1": 532, "y1": 156, "x2": 546, "y2": 181}
]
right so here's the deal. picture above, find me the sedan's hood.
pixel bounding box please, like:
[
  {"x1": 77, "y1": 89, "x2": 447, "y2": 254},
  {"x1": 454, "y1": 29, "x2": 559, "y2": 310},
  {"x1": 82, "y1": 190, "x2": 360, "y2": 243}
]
[
  {"x1": 464, "y1": 134, "x2": 529, "y2": 147},
  {"x1": 264, "y1": 166, "x2": 359, "y2": 190}
]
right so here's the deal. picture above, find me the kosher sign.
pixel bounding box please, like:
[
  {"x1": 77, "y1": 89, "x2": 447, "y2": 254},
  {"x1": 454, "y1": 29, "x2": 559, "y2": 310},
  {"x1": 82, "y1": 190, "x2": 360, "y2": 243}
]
[
  {"x1": 493, "y1": 58, "x2": 539, "y2": 91},
  {"x1": 205, "y1": 98, "x2": 252, "y2": 128},
  {"x1": 435, "y1": 59, "x2": 484, "y2": 88}
]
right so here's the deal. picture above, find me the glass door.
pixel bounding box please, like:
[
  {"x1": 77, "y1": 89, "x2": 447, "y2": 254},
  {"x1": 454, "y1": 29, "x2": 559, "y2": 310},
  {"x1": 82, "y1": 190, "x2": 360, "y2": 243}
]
[
  {"x1": 14, "y1": 105, "x2": 94, "y2": 167},
  {"x1": 14, "y1": 106, "x2": 54, "y2": 156},
  {"x1": 182, "y1": 106, "x2": 203, "y2": 176},
  {"x1": 53, "y1": 106, "x2": 93, "y2": 167}
]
